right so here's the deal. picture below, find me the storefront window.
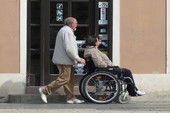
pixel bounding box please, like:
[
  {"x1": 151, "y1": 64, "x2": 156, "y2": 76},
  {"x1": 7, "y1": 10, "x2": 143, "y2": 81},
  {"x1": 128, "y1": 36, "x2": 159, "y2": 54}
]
[{"x1": 27, "y1": 0, "x2": 113, "y2": 85}]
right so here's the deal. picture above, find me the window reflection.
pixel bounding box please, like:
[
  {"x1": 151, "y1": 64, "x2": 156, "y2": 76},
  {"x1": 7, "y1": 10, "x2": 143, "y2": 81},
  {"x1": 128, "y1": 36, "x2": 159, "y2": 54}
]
[
  {"x1": 31, "y1": 26, "x2": 40, "y2": 49},
  {"x1": 31, "y1": 1, "x2": 40, "y2": 24},
  {"x1": 50, "y1": 26, "x2": 62, "y2": 49},
  {"x1": 72, "y1": 2, "x2": 89, "y2": 24},
  {"x1": 30, "y1": 51, "x2": 40, "y2": 74},
  {"x1": 74, "y1": 27, "x2": 89, "y2": 40}
]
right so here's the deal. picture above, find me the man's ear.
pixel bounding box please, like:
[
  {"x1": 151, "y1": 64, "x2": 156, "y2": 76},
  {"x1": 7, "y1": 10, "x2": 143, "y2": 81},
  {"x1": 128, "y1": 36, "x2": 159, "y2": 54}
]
[{"x1": 69, "y1": 24, "x2": 73, "y2": 29}]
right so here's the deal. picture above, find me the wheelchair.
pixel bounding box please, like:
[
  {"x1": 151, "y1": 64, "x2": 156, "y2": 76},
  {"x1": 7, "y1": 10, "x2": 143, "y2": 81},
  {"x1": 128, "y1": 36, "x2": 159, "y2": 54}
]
[{"x1": 79, "y1": 57, "x2": 131, "y2": 104}]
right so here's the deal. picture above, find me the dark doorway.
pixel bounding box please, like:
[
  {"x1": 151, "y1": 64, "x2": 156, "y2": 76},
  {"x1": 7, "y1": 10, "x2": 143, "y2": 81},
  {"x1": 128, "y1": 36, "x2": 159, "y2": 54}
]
[{"x1": 27, "y1": 0, "x2": 113, "y2": 86}]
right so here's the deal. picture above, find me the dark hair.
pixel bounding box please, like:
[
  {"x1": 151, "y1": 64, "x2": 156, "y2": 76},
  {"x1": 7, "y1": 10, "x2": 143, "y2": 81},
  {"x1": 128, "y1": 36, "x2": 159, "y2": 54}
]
[{"x1": 85, "y1": 36, "x2": 97, "y2": 46}]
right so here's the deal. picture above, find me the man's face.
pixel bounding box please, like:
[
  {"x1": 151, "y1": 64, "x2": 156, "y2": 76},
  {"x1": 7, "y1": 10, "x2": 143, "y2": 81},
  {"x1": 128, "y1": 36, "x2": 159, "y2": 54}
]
[{"x1": 70, "y1": 19, "x2": 78, "y2": 31}]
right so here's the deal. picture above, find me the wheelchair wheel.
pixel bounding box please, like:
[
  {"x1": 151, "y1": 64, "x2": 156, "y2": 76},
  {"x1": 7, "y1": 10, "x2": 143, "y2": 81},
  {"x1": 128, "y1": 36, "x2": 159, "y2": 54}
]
[
  {"x1": 114, "y1": 93, "x2": 131, "y2": 104},
  {"x1": 79, "y1": 74, "x2": 91, "y2": 101},
  {"x1": 114, "y1": 80, "x2": 131, "y2": 104},
  {"x1": 83, "y1": 71, "x2": 120, "y2": 104}
]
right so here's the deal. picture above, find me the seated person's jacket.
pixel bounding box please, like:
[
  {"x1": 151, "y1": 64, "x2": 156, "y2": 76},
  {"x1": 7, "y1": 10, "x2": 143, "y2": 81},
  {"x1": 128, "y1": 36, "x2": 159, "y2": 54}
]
[{"x1": 84, "y1": 46, "x2": 114, "y2": 68}]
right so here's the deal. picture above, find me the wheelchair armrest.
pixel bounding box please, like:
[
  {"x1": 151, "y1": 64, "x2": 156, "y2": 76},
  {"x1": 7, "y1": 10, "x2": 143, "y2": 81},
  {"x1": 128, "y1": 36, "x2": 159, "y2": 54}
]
[{"x1": 106, "y1": 66, "x2": 119, "y2": 68}]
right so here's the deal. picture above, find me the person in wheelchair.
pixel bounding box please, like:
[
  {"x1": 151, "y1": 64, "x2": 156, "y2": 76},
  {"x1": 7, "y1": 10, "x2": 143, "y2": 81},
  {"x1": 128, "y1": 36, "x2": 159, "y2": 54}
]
[{"x1": 84, "y1": 36, "x2": 145, "y2": 96}]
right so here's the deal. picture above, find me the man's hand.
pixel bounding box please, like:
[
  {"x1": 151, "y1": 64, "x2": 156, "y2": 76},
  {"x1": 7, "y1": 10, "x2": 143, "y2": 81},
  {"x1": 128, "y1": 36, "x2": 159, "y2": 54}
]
[{"x1": 77, "y1": 58, "x2": 86, "y2": 65}]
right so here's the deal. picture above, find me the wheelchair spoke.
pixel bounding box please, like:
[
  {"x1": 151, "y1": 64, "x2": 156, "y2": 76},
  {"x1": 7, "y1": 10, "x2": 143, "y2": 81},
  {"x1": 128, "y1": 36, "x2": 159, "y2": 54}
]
[
  {"x1": 89, "y1": 77, "x2": 99, "y2": 86},
  {"x1": 84, "y1": 71, "x2": 120, "y2": 103}
]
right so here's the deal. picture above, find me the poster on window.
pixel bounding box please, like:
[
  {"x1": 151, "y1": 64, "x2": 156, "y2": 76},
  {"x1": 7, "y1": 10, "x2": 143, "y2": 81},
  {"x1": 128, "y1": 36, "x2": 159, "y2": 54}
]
[
  {"x1": 98, "y1": 2, "x2": 108, "y2": 8},
  {"x1": 98, "y1": 2, "x2": 108, "y2": 25},
  {"x1": 56, "y1": 3, "x2": 63, "y2": 21}
]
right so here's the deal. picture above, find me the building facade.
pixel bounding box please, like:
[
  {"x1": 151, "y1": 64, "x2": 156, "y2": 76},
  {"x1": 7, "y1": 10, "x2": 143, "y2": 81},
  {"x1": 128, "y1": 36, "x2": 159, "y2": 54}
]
[{"x1": 0, "y1": 0, "x2": 170, "y2": 101}]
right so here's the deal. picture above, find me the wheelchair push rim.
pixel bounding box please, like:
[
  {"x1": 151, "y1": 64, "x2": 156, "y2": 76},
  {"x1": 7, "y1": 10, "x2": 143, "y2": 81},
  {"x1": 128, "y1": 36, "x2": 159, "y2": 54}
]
[
  {"x1": 83, "y1": 71, "x2": 120, "y2": 104},
  {"x1": 79, "y1": 74, "x2": 92, "y2": 102}
]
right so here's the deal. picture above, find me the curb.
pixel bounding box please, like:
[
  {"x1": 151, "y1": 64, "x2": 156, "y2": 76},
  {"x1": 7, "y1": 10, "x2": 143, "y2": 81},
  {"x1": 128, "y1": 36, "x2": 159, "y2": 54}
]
[
  {"x1": 8, "y1": 94, "x2": 84, "y2": 103},
  {"x1": 7, "y1": 94, "x2": 170, "y2": 103}
]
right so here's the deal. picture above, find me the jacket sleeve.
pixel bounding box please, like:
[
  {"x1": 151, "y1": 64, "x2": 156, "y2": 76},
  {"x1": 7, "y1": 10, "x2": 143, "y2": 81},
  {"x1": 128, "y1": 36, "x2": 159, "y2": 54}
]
[
  {"x1": 91, "y1": 50, "x2": 108, "y2": 68},
  {"x1": 101, "y1": 53, "x2": 114, "y2": 66},
  {"x1": 64, "y1": 31, "x2": 80, "y2": 61}
]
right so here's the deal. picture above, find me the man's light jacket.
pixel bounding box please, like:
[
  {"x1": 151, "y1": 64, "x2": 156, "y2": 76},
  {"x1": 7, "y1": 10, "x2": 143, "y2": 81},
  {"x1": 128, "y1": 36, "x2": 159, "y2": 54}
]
[{"x1": 52, "y1": 26, "x2": 80, "y2": 65}]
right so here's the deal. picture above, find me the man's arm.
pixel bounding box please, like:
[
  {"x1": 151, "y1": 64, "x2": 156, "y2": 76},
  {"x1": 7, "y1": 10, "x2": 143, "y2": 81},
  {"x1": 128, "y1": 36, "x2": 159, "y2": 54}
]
[{"x1": 64, "y1": 31, "x2": 85, "y2": 64}]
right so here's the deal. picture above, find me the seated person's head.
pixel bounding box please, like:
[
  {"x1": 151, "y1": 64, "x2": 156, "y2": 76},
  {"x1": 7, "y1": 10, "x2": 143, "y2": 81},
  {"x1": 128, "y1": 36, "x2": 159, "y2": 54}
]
[{"x1": 85, "y1": 36, "x2": 100, "y2": 47}]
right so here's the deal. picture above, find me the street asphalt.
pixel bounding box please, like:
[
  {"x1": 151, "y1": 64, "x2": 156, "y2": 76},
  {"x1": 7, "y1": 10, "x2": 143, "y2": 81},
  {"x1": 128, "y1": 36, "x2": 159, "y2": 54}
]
[{"x1": 0, "y1": 102, "x2": 170, "y2": 113}]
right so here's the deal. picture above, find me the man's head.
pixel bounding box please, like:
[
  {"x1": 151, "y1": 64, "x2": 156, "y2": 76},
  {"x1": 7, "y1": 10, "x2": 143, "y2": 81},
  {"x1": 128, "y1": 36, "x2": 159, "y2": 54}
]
[{"x1": 64, "y1": 17, "x2": 77, "y2": 31}]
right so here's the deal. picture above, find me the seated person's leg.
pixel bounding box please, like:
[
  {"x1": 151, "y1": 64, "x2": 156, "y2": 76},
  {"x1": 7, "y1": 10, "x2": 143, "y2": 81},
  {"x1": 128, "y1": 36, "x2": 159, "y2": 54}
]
[
  {"x1": 110, "y1": 67, "x2": 122, "y2": 78},
  {"x1": 127, "y1": 84, "x2": 137, "y2": 96},
  {"x1": 122, "y1": 68, "x2": 137, "y2": 89},
  {"x1": 111, "y1": 67, "x2": 145, "y2": 96},
  {"x1": 122, "y1": 68, "x2": 145, "y2": 96}
]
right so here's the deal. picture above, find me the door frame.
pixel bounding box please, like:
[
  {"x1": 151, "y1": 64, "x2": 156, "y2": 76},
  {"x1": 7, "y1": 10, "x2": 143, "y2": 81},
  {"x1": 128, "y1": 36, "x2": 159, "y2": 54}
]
[{"x1": 27, "y1": 0, "x2": 113, "y2": 86}]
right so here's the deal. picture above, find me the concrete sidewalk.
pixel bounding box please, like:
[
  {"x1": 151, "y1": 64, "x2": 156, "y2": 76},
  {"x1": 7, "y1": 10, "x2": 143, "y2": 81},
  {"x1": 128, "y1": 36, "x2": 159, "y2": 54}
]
[
  {"x1": 4, "y1": 93, "x2": 170, "y2": 104},
  {"x1": 0, "y1": 84, "x2": 168, "y2": 103},
  {"x1": 0, "y1": 102, "x2": 170, "y2": 113},
  {"x1": 0, "y1": 109, "x2": 169, "y2": 113}
]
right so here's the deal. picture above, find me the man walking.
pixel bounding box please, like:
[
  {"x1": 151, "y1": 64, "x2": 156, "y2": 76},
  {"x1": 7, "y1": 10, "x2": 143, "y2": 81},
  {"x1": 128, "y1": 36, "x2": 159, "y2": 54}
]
[{"x1": 39, "y1": 17, "x2": 85, "y2": 104}]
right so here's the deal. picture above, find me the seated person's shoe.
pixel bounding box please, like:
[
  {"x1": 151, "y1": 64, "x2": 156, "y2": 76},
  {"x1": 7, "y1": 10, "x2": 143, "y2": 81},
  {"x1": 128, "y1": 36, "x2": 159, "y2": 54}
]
[
  {"x1": 67, "y1": 99, "x2": 85, "y2": 104},
  {"x1": 39, "y1": 87, "x2": 48, "y2": 103},
  {"x1": 136, "y1": 90, "x2": 145, "y2": 96}
]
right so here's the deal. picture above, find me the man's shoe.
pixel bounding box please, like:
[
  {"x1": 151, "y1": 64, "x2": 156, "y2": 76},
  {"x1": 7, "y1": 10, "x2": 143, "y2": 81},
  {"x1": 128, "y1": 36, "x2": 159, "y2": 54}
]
[
  {"x1": 39, "y1": 87, "x2": 47, "y2": 103},
  {"x1": 67, "y1": 99, "x2": 85, "y2": 104},
  {"x1": 136, "y1": 90, "x2": 145, "y2": 96}
]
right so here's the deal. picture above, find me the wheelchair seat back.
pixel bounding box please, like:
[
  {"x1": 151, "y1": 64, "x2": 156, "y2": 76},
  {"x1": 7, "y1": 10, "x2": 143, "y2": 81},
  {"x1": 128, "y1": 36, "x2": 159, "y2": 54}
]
[{"x1": 84, "y1": 57, "x2": 97, "y2": 74}]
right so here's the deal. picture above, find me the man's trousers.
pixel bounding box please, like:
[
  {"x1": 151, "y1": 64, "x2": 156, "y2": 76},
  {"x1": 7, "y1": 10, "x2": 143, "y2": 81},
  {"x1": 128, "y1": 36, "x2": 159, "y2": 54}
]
[{"x1": 42, "y1": 65, "x2": 76, "y2": 100}]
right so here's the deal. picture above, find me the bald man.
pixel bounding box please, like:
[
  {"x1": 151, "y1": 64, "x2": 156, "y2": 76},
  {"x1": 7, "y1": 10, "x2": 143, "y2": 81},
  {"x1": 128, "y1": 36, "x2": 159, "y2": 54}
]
[{"x1": 39, "y1": 17, "x2": 85, "y2": 104}]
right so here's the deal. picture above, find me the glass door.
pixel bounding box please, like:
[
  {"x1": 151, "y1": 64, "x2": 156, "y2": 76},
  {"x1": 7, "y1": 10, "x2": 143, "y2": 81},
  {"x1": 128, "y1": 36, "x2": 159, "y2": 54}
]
[
  {"x1": 27, "y1": 0, "x2": 41, "y2": 86},
  {"x1": 48, "y1": 0, "x2": 90, "y2": 85},
  {"x1": 27, "y1": 0, "x2": 113, "y2": 86}
]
